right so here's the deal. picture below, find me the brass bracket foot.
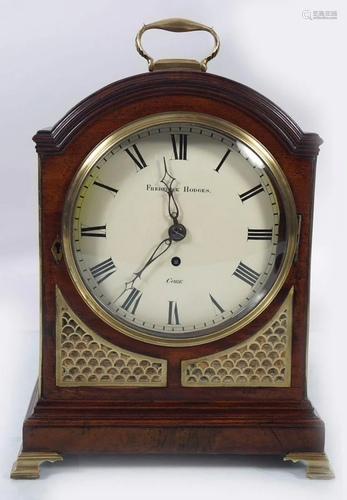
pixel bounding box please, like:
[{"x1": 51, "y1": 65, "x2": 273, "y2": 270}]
[
  {"x1": 284, "y1": 452, "x2": 335, "y2": 479},
  {"x1": 11, "y1": 449, "x2": 63, "y2": 479}
]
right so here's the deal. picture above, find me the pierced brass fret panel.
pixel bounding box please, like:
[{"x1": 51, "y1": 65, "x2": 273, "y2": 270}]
[
  {"x1": 56, "y1": 287, "x2": 167, "y2": 387},
  {"x1": 182, "y1": 288, "x2": 293, "y2": 387}
]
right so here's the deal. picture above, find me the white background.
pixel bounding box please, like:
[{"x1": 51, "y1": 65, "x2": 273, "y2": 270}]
[{"x1": 0, "y1": 0, "x2": 345, "y2": 499}]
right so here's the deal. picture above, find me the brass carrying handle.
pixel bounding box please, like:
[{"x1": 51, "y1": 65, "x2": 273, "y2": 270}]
[{"x1": 135, "y1": 18, "x2": 220, "y2": 72}]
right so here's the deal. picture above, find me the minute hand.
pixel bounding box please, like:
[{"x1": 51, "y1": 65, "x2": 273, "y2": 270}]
[
  {"x1": 131, "y1": 236, "x2": 172, "y2": 282},
  {"x1": 115, "y1": 236, "x2": 173, "y2": 304}
]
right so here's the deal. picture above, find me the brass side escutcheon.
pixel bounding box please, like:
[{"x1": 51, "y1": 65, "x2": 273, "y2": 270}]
[
  {"x1": 284, "y1": 452, "x2": 335, "y2": 479},
  {"x1": 51, "y1": 234, "x2": 63, "y2": 264},
  {"x1": 11, "y1": 449, "x2": 63, "y2": 479}
]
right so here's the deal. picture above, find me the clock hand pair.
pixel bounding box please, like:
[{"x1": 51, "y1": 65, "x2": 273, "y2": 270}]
[{"x1": 115, "y1": 157, "x2": 186, "y2": 305}]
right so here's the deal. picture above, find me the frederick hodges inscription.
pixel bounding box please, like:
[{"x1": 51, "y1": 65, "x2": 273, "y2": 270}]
[{"x1": 147, "y1": 184, "x2": 211, "y2": 193}]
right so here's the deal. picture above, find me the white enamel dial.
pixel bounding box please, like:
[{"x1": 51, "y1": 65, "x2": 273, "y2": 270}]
[{"x1": 63, "y1": 114, "x2": 293, "y2": 345}]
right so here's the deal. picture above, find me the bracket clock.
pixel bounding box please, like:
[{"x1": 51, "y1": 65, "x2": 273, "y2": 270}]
[{"x1": 11, "y1": 19, "x2": 334, "y2": 479}]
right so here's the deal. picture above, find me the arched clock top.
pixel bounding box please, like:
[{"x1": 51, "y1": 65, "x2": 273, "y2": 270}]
[{"x1": 32, "y1": 72, "x2": 322, "y2": 157}]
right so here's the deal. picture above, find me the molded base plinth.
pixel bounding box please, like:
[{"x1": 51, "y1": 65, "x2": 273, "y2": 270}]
[{"x1": 12, "y1": 382, "x2": 332, "y2": 479}]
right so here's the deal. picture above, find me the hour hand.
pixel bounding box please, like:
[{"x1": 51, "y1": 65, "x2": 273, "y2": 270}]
[{"x1": 160, "y1": 157, "x2": 180, "y2": 224}]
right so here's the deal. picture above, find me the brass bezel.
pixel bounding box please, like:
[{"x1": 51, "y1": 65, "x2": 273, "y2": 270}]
[{"x1": 62, "y1": 112, "x2": 297, "y2": 347}]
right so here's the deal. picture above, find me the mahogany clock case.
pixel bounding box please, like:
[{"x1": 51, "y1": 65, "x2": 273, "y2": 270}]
[{"x1": 22, "y1": 70, "x2": 324, "y2": 457}]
